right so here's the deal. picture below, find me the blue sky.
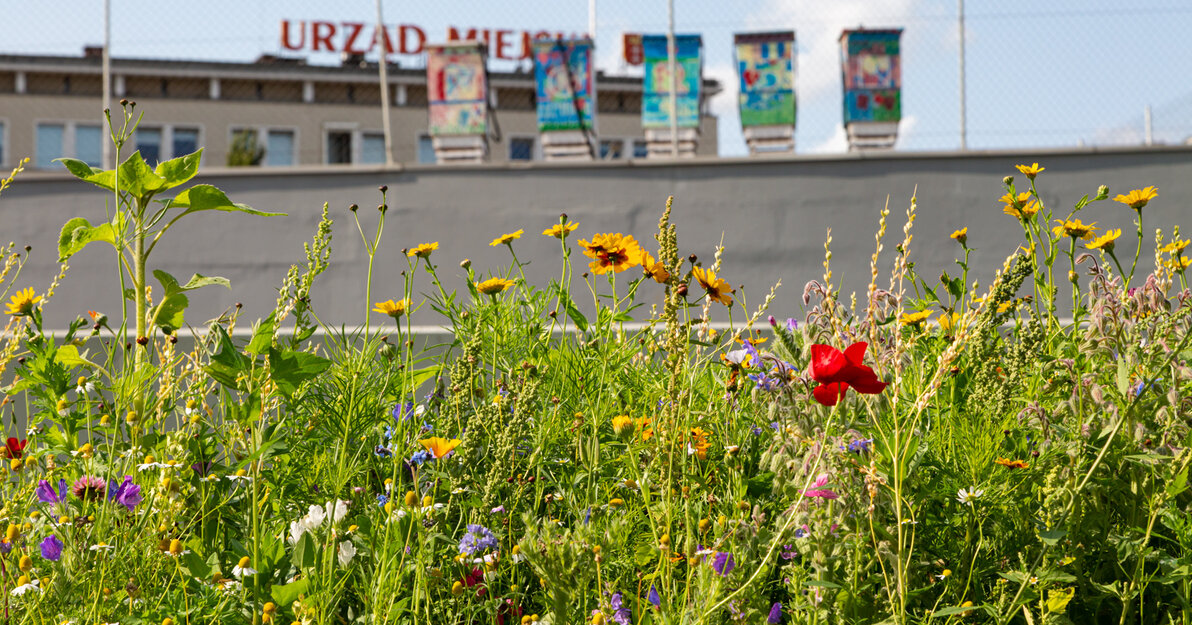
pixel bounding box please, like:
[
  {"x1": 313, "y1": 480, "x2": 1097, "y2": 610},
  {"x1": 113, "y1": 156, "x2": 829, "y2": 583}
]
[{"x1": 4, "y1": 0, "x2": 1191, "y2": 156}]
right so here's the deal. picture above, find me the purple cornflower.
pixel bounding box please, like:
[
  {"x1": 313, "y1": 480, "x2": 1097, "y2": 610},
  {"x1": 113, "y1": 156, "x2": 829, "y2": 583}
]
[
  {"x1": 107, "y1": 476, "x2": 143, "y2": 511},
  {"x1": 72, "y1": 476, "x2": 106, "y2": 501},
  {"x1": 36, "y1": 479, "x2": 68, "y2": 505},
  {"x1": 40, "y1": 534, "x2": 63, "y2": 561},
  {"x1": 748, "y1": 373, "x2": 780, "y2": 392},
  {"x1": 458, "y1": 524, "x2": 498, "y2": 555},
  {"x1": 768, "y1": 602, "x2": 783, "y2": 624},
  {"x1": 648, "y1": 584, "x2": 661, "y2": 608},
  {"x1": 491, "y1": 505, "x2": 506, "y2": 514},
  {"x1": 711, "y1": 552, "x2": 736, "y2": 576},
  {"x1": 610, "y1": 592, "x2": 631, "y2": 625},
  {"x1": 785, "y1": 318, "x2": 798, "y2": 333}
]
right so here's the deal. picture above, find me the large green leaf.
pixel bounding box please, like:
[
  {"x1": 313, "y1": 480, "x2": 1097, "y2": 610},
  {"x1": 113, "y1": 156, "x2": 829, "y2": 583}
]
[
  {"x1": 204, "y1": 324, "x2": 251, "y2": 390},
  {"x1": 272, "y1": 578, "x2": 310, "y2": 606},
  {"x1": 54, "y1": 345, "x2": 96, "y2": 370},
  {"x1": 153, "y1": 149, "x2": 203, "y2": 190},
  {"x1": 57, "y1": 151, "x2": 171, "y2": 199},
  {"x1": 245, "y1": 312, "x2": 277, "y2": 356},
  {"x1": 168, "y1": 184, "x2": 283, "y2": 218},
  {"x1": 153, "y1": 269, "x2": 230, "y2": 298},
  {"x1": 268, "y1": 346, "x2": 331, "y2": 398},
  {"x1": 152, "y1": 293, "x2": 189, "y2": 334},
  {"x1": 57, "y1": 217, "x2": 117, "y2": 261}
]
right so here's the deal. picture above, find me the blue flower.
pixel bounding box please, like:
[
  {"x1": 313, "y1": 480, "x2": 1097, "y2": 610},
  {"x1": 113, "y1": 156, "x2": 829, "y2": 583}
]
[
  {"x1": 648, "y1": 584, "x2": 661, "y2": 608},
  {"x1": 374, "y1": 445, "x2": 393, "y2": 458},
  {"x1": 36, "y1": 479, "x2": 68, "y2": 505},
  {"x1": 376, "y1": 494, "x2": 389, "y2": 507},
  {"x1": 711, "y1": 551, "x2": 736, "y2": 576},
  {"x1": 846, "y1": 438, "x2": 874, "y2": 454},
  {"x1": 40, "y1": 534, "x2": 63, "y2": 561},
  {"x1": 768, "y1": 602, "x2": 783, "y2": 624},
  {"x1": 748, "y1": 373, "x2": 780, "y2": 392},
  {"x1": 610, "y1": 592, "x2": 631, "y2": 624},
  {"x1": 751, "y1": 425, "x2": 763, "y2": 436},
  {"x1": 583, "y1": 506, "x2": 592, "y2": 525},
  {"x1": 458, "y1": 524, "x2": 499, "y2": 555},
  {"x1": 106, "y1": 476, "x2": 142, "y2": 512},
  {"x1": 409, "y1": 450, "x2": 431, "y2": 466}
]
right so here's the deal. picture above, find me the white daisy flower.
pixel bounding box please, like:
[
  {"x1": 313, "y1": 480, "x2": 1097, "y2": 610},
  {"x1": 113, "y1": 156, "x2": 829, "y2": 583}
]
[
  {"x1": 12, "y1": 577, "x2": 40, "y2": 596},
  {"x1": 956, "y1": 487, "x2": 984, "y2": 505},
  {"x1": 89, "y1": 543, "x2": 116, "y2": 552}
]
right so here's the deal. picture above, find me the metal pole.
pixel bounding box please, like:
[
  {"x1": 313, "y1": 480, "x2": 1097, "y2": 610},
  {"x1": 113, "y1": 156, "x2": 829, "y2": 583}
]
[
  {"x1": 1144, "y1": 105, "x2": 1153, "y2": 146},
  {"x1": 667, "y1": 0, "x2": 678, "y2": 158},
  {"x1": 588, "y1": 0, "x2": 599, "y2": 157},
  {"x1": 958, "y1": 0, "x2": 966, "y2": 151},
  {"x1": 102, "y1": 0, "x2": 112, "y2": 169},
  {"x1": 376, "y1": 0, "x2": 396, "y2": 166}
]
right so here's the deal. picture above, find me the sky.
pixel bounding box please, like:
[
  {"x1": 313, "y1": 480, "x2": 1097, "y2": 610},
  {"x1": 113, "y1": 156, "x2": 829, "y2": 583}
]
[{"x1": 3, "y1": 0, "x2": 1191, "y2": 157}]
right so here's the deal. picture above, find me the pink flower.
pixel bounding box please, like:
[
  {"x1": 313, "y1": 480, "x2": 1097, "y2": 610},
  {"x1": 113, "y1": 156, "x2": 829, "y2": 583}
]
[{"x1": 801, "y1": 473, "x2": 839, "y2": 500}]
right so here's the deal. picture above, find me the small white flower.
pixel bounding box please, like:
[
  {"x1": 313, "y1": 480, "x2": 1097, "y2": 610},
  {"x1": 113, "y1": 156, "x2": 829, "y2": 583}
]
[
  {"x1": 1029, "y1": 575, "x2": 1039, "y2": 585},
  {"x1": 89, "y1": 543, "x2": 116, "y2": 552},
  {"x1": 324, "y1": 500, "x2": 349, "y2": 524},
  {"x1": 76, "y1": 379, "x2": 95, "y2": 395},
  {"x1": 388, "y1": 509, "x2": 408, "y2": 522},
  {"x1": 138, "y1": 462, "x2": 165, "y2": 472},
  {"x1": 420, "y1": 503, "x2": 446, "y2": 514},
  {"x1": 694, "y1": 547, "x2": 715, "y2": 557},
  {"x1": 337, "y1": 540, "x2": 356, "y2": 566},
  {"x1": 451, "y1": 487, "x2": 466, "y2": 494},
  {"x1": 471, "y1": 553, "x2": 499, "y2": 565},
  {"x1": 956, "y1": 487, "x2": 984, "y2": 505},
  {"x1": 232, "y1": 563, "x2": 258, "y2": 579},
  {"x1": 12, "y1": 578, "x2": 41, "y2": 595},
  {"x1": 225, "y1": 473, "x2": 252, "y2": 482},
  {"x1": 305, "y1": 504, "x2": 327, "y2": 527}
]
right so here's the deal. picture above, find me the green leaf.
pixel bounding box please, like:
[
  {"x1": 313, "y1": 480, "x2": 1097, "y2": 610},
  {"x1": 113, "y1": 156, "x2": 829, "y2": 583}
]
[
  {"x1": 804, "y1": 580, "x2": 842, "y2": 589},
  {"x1": 1038, "y1": 528, "x2": 1066, "y2": 546},
  {"x1": 246, "y1": 313, "x2": 277, "y2": 356},
  {"x1": 203, "y1": 324, "x2": 251, "y2": 390},
  {"x1": 180, "y1": 550, "x2": 212, "y2": 579},
  {"x1": 930, "y1": 605, "x2": 977, "y2": 618},
  {"x1": 1046, "y1": 587, "x2": 1075, "y2": 614},
  {"x1": 57, "y1": 217, "x2": 117, "y2": 261},
  {"x1": 168, "y1": 184, "x2": 283, "y2": 218},
  {"x1": 268, "y1": 346, "x2": 332, "y2": 398},
  {"x1": 55, "y1": 345, "x2": 94, "y2": 370},
  {"x1": 291, "y1": 532, "x2": 317, "y2": 569},
  {"x1": 560, "y1": 290, "x2": 588, "y2": 331},
  {"x1": 1167, "y1": 465, "x2": 1189, "y2": 497},
  {"x1": 1116, "y1": 359, "x2": 1130, "y2": 396},
  {"x1": 154, "y1": 149, "x2": 203, "y2": 190},
  {"x1": 154, "y1": 269, "x2": 231, "y2": 298},
  {"x1": 272, "y1": 578, "x2": 310, "y2": 607},
  {"x1": 57, "y1": 158, "x2": 103, "y2": 181},
  {"x1": 152, "y1": 293, "x2": 189, "y2": 334}
]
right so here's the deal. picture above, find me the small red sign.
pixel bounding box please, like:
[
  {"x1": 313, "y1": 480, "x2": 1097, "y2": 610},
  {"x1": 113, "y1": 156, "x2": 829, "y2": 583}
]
[{"x1": 623, "y1": 33, "x2": 643, "y2": 66}]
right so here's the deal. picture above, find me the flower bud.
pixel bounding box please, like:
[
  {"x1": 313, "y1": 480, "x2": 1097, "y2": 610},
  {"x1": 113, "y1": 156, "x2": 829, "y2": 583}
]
[
  {"x1": 1096, "y1": 185, "x2": 1109, "y2": 200},
  {"x1": 1003, "y1": 176, "x2": 1014, "y2": 186}
]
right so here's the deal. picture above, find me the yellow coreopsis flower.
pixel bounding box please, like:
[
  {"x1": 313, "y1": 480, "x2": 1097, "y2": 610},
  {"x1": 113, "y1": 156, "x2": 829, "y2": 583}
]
[
  {"x1": 1015, "y1": 163, "x2": 1044, "y2": 180},
  {"x1": 641, "y1": 252, "x2": 669, "y2": 283},
  {"x1": 899, "y1": 309, "x2": 933, "y2": 326},
  {"x1": 691, "y1": 266, "x2": 734, "y2": 306},
  {"x1": 372, "y1": 298, "x2": 411, "y2": 319},
  {"x1": 542, "y1": 221, "x2": 579, "y2": 239},
  {"x1": 937, "y1": 311, "x2": 960, "y2": 334},
  {"x1": 1000, "y1": 192, "x2": 1040, "y2": 219},
  {"x1": 489, "y1": 229, "x2": 524, "y2": 247},
  {"x1": 579, "y1": 233, "x2": 645, "y2": 275},
  {"x1": 1086, "y1": 229, "x2": 1121, "y2": 252},
  {"x1": 475, "y1": 277, "x2": 515, "y2": 295},
  {"x1": 950, "y1": 228, "x2": 968, "y2": 245},
  {"x1": 1167, "y1": 256, "x2": 1192, "y2": 272},
  {"x1": 5, "y1": 288, "x2": 41, "y2": 317},
  {"x1": 1051, "y1": 218, "x2": 1097, "y2": 240},
  {"x1": 1114, "y1": 186, "x2": 1157, "y2": 211},
  {"x1": 408, "y1": 242, "x2": 439, "y2": 258}
]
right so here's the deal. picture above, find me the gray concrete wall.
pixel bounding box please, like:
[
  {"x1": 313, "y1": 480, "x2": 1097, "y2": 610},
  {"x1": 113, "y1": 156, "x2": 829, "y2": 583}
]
[{"x1": 3, "y1": 145, "x2": 1191, "y2": 332}]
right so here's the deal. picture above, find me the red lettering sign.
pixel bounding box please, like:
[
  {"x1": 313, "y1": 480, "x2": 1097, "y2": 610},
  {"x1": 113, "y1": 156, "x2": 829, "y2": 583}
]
[
  {"x1": 281, "y1": 20, "x2": 305, "y2": 50},
  {"x1": 312, "y1": 21, "x2": 337, "y2": 52},
  {"x1": 278, "y1": 20, "x2": 578, "y2": 60},
  {"x1": 342, "y1": 22, "x2": 367, "y2": 54},
  {"x1": 623, "y1": 33, "x2": 643, "y2": 65},
  {"x1": 400, "y1": 25, "x2": 426, "y2": 55}
]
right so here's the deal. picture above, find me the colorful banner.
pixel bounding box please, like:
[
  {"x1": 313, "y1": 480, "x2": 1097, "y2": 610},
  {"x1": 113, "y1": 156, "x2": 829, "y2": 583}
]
[
  {"x1": 532, "y1": 39, "x2": 595, "y2": 132},
  {"x1": 641, "y1": 35, "x2": 702, "y2": 129},
  {"x1": 734, "y1": 31, "x2": 796, "y2": 128},
  {"x1": 839, "y1": 29, "x2": 902, "y2": 124},
  {"x1": 426, "y1": 43, "x2": 488, "y2": 136}
]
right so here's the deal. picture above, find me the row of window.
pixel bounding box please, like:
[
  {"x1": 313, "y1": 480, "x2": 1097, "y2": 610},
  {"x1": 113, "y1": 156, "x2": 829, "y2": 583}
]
[{"x1": 0, "y1": 121, "x2": 649, "y2": 169}]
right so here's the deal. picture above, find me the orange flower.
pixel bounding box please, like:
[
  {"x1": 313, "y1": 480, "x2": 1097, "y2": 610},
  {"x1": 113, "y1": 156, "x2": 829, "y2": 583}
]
[
  {"x1": 419, "y1": 437, "x2": 461, "y2": 459},
  {"x1": 642, "y1": 252, "x2": 669, "y2": 283},
  {"x1": 994, "y1": 457, "x2": 1029, "y2": 469},
  {"x1": 578, "y1": 233, "x2": 645, "y2": 275}
]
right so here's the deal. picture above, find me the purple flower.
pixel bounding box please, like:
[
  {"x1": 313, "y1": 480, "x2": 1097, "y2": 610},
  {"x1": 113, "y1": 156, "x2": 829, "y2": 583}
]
[
  {"x1": 0, "y1": 541, "x2": 12, "y2": 555},
  {"x1": 768, "y1": 602, "x2": 783, "y2": 624},
  {"x1": 191, "y1": 461, "x2": 213, "y2": 477},
  {"x1": 711, "y1": 551, "x2": 736, "y2": 576},
  {"x1": 610, "y1": 592, "x2": 631, "y2": 625},
  {"x1": 742, "y1": 340, "x2": 761, "y2": 367},
  {"x1": 794, "y1": 525, "x2": 810, "y2": 539},
  {"x1": 40, "y1": 534, "x2": 63, "y2": 561},
  {"x1": 770, "y1": 421, "x2": 781, "y2": 431},
  {"x1": 648, "y1": 584, "x2": 661, "y2": 608},
  {"x1": 785, "y1": 318, "x2": 798, "y2": 333},
  {"x1": 846, "y1": 438, "x2": 874, "y2": 454},
  {"x1": 780, "y1": 544, "x2": 797, "y2": 560},
  {"x1": 36, "y1": 479, "x2": 68, "y2": 505},
  {"x1": 73, "y1": 476, "x2": 106, "y2": 501},
  {"x1": 748, "y1": 373, "x2": 780, "y2": 392},
  {"x1": 491, "y1": 505, "x2": 506, "y2": 514},
  {"x1": 392, "y1": 402, "x2": 415, "y2": 422},
  {"x1": 106, "y1": 476, "x2": 143, "y2": 511},
  {"x1": 458, "y1": 524, "x2": 498, "y2": 555},
  {"x1": 751, "y1": 425, "x2": 763, "y2": 436}
]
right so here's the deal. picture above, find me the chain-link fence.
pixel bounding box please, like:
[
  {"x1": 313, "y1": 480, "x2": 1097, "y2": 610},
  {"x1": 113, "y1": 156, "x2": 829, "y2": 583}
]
[{"x1": 1, "y1": 0, "x2": 1190, "y2": 169}]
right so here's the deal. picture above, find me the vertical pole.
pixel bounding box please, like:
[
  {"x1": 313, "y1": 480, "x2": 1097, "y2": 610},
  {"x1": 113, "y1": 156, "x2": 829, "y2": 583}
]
[
  {"x1": 1144, "y1": 105, "x2": 1153, "y2": 146},
  {"x1": 667, "y1": 0, "x2": 678, "y2": 158},
  {"x1": 958, "y1": 0, "x2": 967, "y2": 151},
  {"x1": 588, "y1": 0, "x2": 599, "y2": 156},
  {"x1": 102, "y1": 0, "x2": 112, "y2": 168},
  {"x1": 376, "y1": 0, "x2": 396, "y2": 166}
]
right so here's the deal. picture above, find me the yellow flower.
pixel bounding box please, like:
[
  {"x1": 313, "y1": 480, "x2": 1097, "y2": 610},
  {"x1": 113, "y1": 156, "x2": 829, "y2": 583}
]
[
  {"x1": 475, "y1": 277, "x2": 515, "y2": 295},
  {"x1": 937, "y1": 312, "x2": 960, "y2": 334},
  {"x1": 1001, "y1": 193, "x2": 1040, "y2": 219},
  {"x1": 1160, "y1": 238, "x2": 1189, "y2": 255},
  {"x1": 611, "y1": 415, "x2": 635, "y2": 440},
  {"x1": 372, "y1": 298, "x2": 411, "y2": 319},
  {"x1": 691, "y1": 266, "x2": 734, "y2": 306},
  {"x1": 1051, "y1": 218, "x2": 1097, "y2": 240},
  {"x1": 489, "y1": 229, "x2": 524, "y2": 247},
  {"x1": 408, "y1": 242, "x2": 439, "y2": 258},
  {"x1": 5, "y1": 288, "x2": 41, "y2": 316},
  {"x1": 609, "y1": 498, "x2": 624, "y2": 507},
  {"x1": 1015, "y1": 163, "x2": 1044, "y2": 180},
  {"x1": 1086, "y1": 229, "x2": 1121, "y2": 252},
  {"x1": 1166, "y1": 256, "x2": 1192, "y2": 272},
  {"x1": 542, "y1": 221, "x2": 579, "y2": 239},
  {"x1": 950, "y1": 228, "x2": 967, "y2": 245},
  {"x1": 418, "y1": 437, "x2": 461, "y2": 459},
  {"x1": 899, "y1": 309, "x2": 932, "y2": 326},
  {"x1": 578, "y1": 233, "x2": 645, "y2": 275},
  {"x1": 635, "y1": 417, "x2": 654, "y2": 441},
  {"x1": 995, "y1": 457, "x2": 1030, "y2": 469},
  {"x1": 1114, "y1": 186, "x2": 1157, "y2": 210},
  {"x1": 641, "y1": 252, "x2": 669, "y2": 283}
]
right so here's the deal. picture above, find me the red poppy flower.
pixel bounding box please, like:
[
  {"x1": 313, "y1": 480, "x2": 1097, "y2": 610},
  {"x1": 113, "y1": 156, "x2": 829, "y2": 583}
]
[
  {"x1": 808, "y1": 342, "x2": 887, "y2": 406},
  {"x1": 5, "y1": 438, "x2": 26, "y2": 459}
]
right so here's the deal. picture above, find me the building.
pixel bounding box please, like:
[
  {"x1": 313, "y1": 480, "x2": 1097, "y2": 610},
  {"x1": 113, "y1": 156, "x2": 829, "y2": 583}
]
[{"x1": 0, "y1": 49, "x2": 721, "y2": 170}]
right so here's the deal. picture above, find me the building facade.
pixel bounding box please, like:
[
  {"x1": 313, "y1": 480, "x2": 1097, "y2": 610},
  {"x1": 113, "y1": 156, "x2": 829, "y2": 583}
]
[{"x1": 0, "y1": 50, "x2": 720, "y2": 170}]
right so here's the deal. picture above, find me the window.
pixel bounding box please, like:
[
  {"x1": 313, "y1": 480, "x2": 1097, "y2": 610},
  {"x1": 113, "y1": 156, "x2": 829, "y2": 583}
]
[
  {"x1": 632, "y1": 140, "x2": 649, "y2": 159},
  {"x1": 75, "y1": 125, "x2": 103, "y2": 167},
  {"x1": 600, "y1": 139, "x2": 624, "y2": 160},
  {"x1": 173, "y1": 127, "x2": 199, "y2": 158},
  {"x1": 509, "y1": 137, "x2": 536, "y2": 161},
  {"x1": 36, "y1": 123, "x2": 64, "y2": 169},
  {"x1": 360, "y1": 133, "x2": 386, "y2": 164},
  {"x1": 265, "y1": 130, "x2": 295, "y2": 167},
  {"x1": 228, "y1": 129, "x2": 264, "y2": 166},
  {"x1": 417, "y1": 134, "x2": 436, "y2": 164},
  {"x1": 326, "y1": 131, "x2": 352, "y2": 164},
  {"x1": 137, "y1": 127, "x2": 163, "y2": 165}
]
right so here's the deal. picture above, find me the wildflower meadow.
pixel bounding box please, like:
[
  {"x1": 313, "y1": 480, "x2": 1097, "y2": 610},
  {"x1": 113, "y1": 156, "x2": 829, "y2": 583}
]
[{"x1": 0, "y1": 107, "x2": 1189, "y2": 625}]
